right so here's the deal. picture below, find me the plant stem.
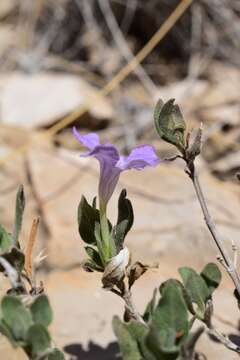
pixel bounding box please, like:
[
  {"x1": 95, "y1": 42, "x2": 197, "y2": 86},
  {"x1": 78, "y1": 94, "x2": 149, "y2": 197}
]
[
  {"x1": 188, "y1": 163, "x2": 240, "y2": 296},
  {"x1": 99, "y1": 202, "x2": 111, "y2": 259},
  {"x1": 207, "y1": 327, "x2": 240, "y2": 353},
  {"x1": 121, "y1": 282, "x2": 146, "y2": 325}
]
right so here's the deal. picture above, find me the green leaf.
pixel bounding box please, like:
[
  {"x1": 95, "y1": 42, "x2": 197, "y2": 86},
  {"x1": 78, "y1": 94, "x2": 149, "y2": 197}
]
[
  {"x1": 1, "y1": 247, "x2": 25, "y2": 273},
  {"x1": 1, "y1": 296, "x2": 32, "y2": 341},
  {"x1": 200, "y1": 263, "x2": 222, "y2": 295},
  {"x1": 160, "y1": 279, "x2": 195, "y2": 316},
  {"x1": 78, "y1": 196, "x2": 100, "y2": 245},
  {"x1": 127, "y1": 321, "x2": 156, "y2": 360},
  {"x1": 146, "y1": 327, "x2": 179, "y2": 360},
  {"x1": 13, "y1": 185, "x2": 25, "y2": 245},
  {"x1": 0, "y1": 225, "x2": 13, "y2": 253},
  {"x1": 112, "y1": 316, "x2": 142, "y2": 360},
  {"x1": 0, "y1": 319, "x2": 21, "y2": 347},
  {"x1": 179, "y1": 267, "x2": 209, "y2": 319},
  {"x1": 48, "y1": 348, "x2": 65, "y2": 360},
  {"x1": 30, "y1": 295, "x2": 53, "y2": 327},
  {"x1": 26, "y1": 324, "x2": 51, "y2": 357},
  {"x1": 113, "y1": 189, "x2": 134, "y2": 251},
  {"x1": 85, "y1": 246, "x2": 104, "y2": 271},
  {"x1": 149, "y1": 280, "x2": 189, "y2": 353},
  {"x1": 154, "y1": 99, "x2": 186, "y2": 152}
]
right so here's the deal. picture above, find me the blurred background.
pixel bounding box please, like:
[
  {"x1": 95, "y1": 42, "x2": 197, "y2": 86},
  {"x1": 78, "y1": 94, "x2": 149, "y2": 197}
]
[{"x1": 0, "y1": 0, "x2": 240, "y2": 359}]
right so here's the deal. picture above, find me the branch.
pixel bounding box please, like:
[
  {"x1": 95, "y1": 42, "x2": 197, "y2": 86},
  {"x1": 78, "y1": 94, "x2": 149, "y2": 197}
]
[
  {"x1": 120, "y1": 281, "x2": 146, "y2": 325},
  {"x1": 186, "y1": 161, "x2": 240, "y2": 296},
  {"x1": 0, "y1": 257, "x2": 19, "y2": 289},
  {"x1": 208, "y1": 326, "x2": 240, "y2": 353}
]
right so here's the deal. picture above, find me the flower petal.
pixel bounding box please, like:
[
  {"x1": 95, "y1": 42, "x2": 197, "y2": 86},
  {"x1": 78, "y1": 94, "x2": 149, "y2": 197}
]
[
  {"x1": 90, "y1": 145, "x2": 120, "y2": 167},
  {"x1": 73, "y1": 127, "x2": 100, "y2": 150},
  {"x1": 116, "y1": 145, "x2": 160, "y2": 170},
  {"x1": 89, "y1": 145, "x2": 120, "y2": 204}
]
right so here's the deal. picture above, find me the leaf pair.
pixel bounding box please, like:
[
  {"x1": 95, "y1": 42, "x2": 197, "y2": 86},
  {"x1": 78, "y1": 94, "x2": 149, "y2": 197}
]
[
  {"x1": 0, "y1": 294, "x2": 64, "y2": 359},
  {"x1": 179, "y1": 263, "x2": 221, "y2": 320},
  {"x1": 114, "y1": 263, "x2": 222, "y2": 360},
  {"x1": 114, "y1": 281, "x2": 189, "y2": 360}
]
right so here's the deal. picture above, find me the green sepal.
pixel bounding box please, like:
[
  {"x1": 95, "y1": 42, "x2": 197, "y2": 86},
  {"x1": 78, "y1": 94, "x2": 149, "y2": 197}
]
[
  {"x1": 179, "y1": 267, "x2": 210, "y2": 319},
  {"x1": 154, "y1": 99, "x2": 186, "y2": 153},
  {"x1": 30, "y1": 294, "x2": 53, "y2": 327},
  {"x1": 200, "y1": 263, "x2": 222, "y2": 295},
  {"x1": 1, "y1": 295, "x2": 33, "y2": 341},
  {"x1": 113, "y1": 189, "x2": 134, "y2": 251}
]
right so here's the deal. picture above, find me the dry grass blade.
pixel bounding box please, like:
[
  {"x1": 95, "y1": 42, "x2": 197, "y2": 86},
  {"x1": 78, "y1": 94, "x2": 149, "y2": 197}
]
[{"x1": 25, "y1": 217, "x2": 40, "y2": 279}]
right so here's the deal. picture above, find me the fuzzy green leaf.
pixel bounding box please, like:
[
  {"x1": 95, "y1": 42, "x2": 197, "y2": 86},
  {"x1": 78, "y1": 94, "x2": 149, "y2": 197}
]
[
  {"x1": 30, "y1": 294, "x2": 53, "y2": 327},
  {"x1": 179, "y1": 267, "x2": 209, "y2": 319},
  {"x1": 1, "y1": 296, "x2": 32, "y2": 341},
  {"x1": 127, "y1": 321, "x2": 156, "y2": 360},
  {"x1": 149, "y1": 280, "x2": 189, "y2": 353},
  {"x1": 0, "y1": 319, "x2": 21, "y2": 347},
  {"x1": 160, "y1": 279, "x2": 195, "y2": 316},
  {"x1": 154, "y1": 99, "x2": 186, "y2": 152},
  {"x1": 200, "y1": 263, "x2": 222, "y2": 295},
  {"x1": 112, "y1": 316, "x2": 142, "y2": 360},
  {"x1": 26, "y1": 324, "x2": 51, "y2": 357}
]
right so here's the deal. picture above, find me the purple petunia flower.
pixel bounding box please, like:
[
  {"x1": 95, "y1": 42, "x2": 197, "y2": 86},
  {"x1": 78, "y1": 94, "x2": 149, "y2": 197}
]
[{"x1": 73, "y1": 127, "x2": 160, "y2": 206}]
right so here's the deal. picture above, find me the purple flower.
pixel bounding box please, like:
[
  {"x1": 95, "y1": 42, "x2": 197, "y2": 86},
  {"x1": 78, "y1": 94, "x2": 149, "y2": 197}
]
[{"x1": 73, "y1": 127, "x2": 160, "y2": 206}]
